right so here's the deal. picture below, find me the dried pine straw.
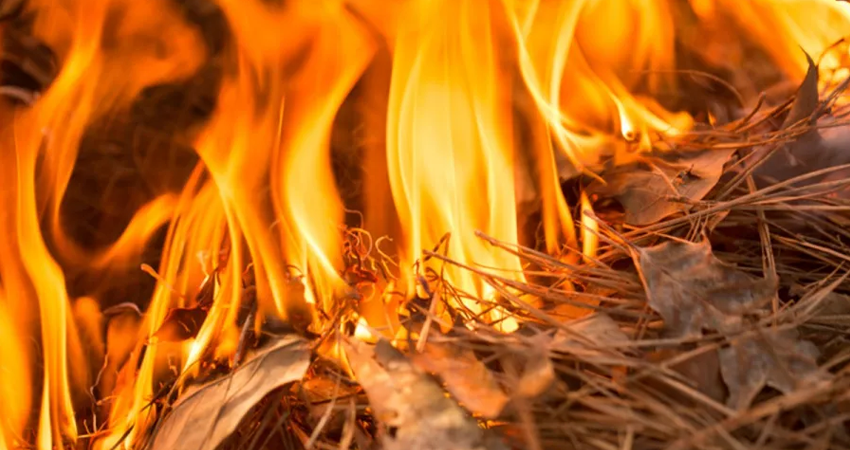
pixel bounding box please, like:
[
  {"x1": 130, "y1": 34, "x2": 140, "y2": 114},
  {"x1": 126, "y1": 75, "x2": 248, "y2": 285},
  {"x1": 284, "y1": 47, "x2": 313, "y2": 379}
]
[{"x1": 187, "y1": 85, "x2": 850, "y2": 450}]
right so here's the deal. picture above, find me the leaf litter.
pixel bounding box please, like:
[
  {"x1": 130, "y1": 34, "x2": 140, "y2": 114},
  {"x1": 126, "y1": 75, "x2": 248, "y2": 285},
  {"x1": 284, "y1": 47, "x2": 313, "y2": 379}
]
[{"x1": 635, "y1": 239, "x2": 832, "y2": 411}]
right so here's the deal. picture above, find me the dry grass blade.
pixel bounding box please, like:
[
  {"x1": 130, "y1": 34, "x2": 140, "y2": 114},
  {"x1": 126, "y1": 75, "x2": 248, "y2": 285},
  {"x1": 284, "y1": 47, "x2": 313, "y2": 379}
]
[{"x1": 148, "y1": 334, "x2": 310, "y2": 450}]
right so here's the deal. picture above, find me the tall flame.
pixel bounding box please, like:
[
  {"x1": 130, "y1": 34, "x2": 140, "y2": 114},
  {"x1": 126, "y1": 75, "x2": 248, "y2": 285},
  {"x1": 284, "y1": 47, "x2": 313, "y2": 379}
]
[{"x1": 384, "y1": 0, "x2": 526, "y2": 328}]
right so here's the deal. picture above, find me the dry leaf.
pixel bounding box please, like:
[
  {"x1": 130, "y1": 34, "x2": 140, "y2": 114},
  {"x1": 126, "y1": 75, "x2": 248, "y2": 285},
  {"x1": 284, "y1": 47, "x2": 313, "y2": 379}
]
[
  {"x1": 149, "y1": 334, "x2": 310, "y2": 450},
  {"x1": 344, "y1": 339, "x2": 507, "y2": 450},
  {"x1": 636, "y1": 240, "x2": 776, "y2": 338},
  {"x1": 646, "y1": 348, "x2": 726, "y2": 404},
  {"x1": 413, "y1": 341, "x2": 509, "y2": 418},
  {"x1": 588, "y1": 149, "x2": 734, "y2": 226},
  {"x1": 719, "y1": 329, "x2": 828, "y2": 410},
  {"x1": 515, "y1": 349, "x2": 555, "y2": 399},
  {"x1": 781, "y1": 52, "x2": 818, "y2": 129},
  {"x1": 790, "y1": 277, "x2": 850, "y2": 318},
  {"x1": 816, "y1": 291, "x2": 850, "y2": 317},
  {"x1": 753, "y1": 56, "x2": 850, "y2": 188},
  {"x1": 756, "y1": 121, "x2": 850, "y2": 191},
  {"x1": 551, "y1": 312, "x2": 630, "y2": 356}
]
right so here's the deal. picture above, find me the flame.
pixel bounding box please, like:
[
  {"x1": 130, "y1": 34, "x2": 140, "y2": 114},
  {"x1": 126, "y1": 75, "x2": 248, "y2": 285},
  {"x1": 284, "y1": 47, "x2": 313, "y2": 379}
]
[
  {"x1": 1, "y1": 0, "x2": 850, "y2": 447},
  {"x1": 383, "y1": 0, "x2": 526, "y2": 329},
  {"x1": 0, "y1": 294, "x2": 30, "y2": 450},
  {"x1": 688, "y1": 0, "x2": 850, "y2": 81}
]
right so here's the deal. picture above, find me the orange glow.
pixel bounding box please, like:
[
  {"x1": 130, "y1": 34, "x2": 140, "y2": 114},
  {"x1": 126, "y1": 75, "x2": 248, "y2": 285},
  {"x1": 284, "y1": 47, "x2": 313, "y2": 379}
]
[
  {"x1": 0, "y1": 295, "x2": 30, "y2": 450},
  {"x1": 689, "y1": 0, "x2": 850, "y2": 81}
]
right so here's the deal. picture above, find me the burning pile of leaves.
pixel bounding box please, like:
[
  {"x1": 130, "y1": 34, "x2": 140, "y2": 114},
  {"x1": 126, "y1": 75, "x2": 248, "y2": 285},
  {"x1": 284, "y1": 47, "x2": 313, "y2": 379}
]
[
  {"x1": 98, "y1": 61, "x2": 850, "y2": 450},
  {"x1": 3, "y1": 5, "x2": 850, "y2": 450}
]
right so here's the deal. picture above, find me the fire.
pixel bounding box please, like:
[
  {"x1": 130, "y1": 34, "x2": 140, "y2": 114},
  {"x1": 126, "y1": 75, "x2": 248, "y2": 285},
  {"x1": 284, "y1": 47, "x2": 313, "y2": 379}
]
[
  {"x1": 0, "y1": 0, "x2": 849, "y2": 448},
  {"x1": 382, "y1": 0, "x2": 527, "y2": 330}
]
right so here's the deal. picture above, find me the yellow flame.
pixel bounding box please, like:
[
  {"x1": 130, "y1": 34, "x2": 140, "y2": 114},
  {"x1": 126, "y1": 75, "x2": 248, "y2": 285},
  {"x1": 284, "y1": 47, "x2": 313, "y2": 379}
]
[{"x1": 383, "y1": 0, "x2": 525, "y2": 329}]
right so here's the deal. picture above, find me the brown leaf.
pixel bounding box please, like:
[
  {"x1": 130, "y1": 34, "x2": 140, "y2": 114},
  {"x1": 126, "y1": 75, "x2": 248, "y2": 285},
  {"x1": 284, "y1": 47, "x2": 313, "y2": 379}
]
[
  {"x1": 781, "y1": 52, "x2": 819, "y2": 129},
  {"x1": 791, "y1": 277, "x2": 850, "y2": 318},
  {"x1": 646, "y1": 348, "x2": 726, "y2": 404},
  {"x1": 551, "y1": 312, "x2": 630, "y2": 357},
  {"x1": 344, "y1": 339, "x2": 507, "y2": 450},
  {"x1": 153, "y1": 306, "x2": 208, "y2": 342},
  {"x1": 515, "y1": 349, "x2": 555, "y2": 399},
  {"x1": 588, "y1": 149, "x2": 735, "y2": 226},
  {"x1": 636, "y1": 240, "x2": 776, "y2": 338},
  {"x1": 149, "y1": 334, "x2": 310, "y2": 450},
  {"x1": 719, "y1": 329, "x2": 829, "y2": 410},
  {"x1": 816, "y1": 291, "x2": 850, "y2": 317},
  {"x1": 413, "y1": 341, "x2": 509, "y2": 418},
  {"x1": 753, "y1": 56, "x2": 838, "y2": 187}
]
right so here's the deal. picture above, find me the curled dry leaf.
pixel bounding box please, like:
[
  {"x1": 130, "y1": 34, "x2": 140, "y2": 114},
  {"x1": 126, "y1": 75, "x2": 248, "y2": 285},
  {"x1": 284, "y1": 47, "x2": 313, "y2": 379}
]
[
  {"x1": 413, "y1": 341, "x2": 509, "y2": 418},
  {"x1": 148, "y1": 334, "x2": 310, "y2": 450},
  {"x1": 719, "y1": 329, "x2": 828, "y2": 410},
  {"x1": 636, "y1": 240, "x2": 776, "y2": 338},
  {"x1": 588, "y1": 149, "x2": 735, "y2": 226},
  {"x1": 344, "y1": 339, "x2": 507, "y2": 450}
]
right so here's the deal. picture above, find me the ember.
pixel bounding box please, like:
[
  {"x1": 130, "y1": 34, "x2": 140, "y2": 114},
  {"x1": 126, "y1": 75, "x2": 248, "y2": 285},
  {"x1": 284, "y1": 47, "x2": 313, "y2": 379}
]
[{"x1": 1, "y1": 0, "x2": 850, "y2": 449}]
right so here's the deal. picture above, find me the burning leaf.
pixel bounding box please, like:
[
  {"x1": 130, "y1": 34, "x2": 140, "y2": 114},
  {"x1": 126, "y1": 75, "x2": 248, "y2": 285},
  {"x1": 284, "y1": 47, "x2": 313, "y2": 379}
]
[
  {"x1": 344, "y1": 339, "x2": 507, "y2": 450},
  {"x1": 719, "y1": 329, "x2": 828, "y2": 410},
  {"x1": 413, "y1": 341, "x2": 509, "y2": 418},
  {"x1": 153, "y1": 306, "x2": 209, "y2": 342},
  {"x1": 149, "y1": 334, "x2": 310, "y2": 450},
  {"x1": 588, "y1": 149, "x2": 735, "y2": 226},
  {"x1": 636, "y1": 240, "x2": 776, "y2": 338},
  {"x1": 781, "y1": 52, "x2": 819, "y2": 129}
]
